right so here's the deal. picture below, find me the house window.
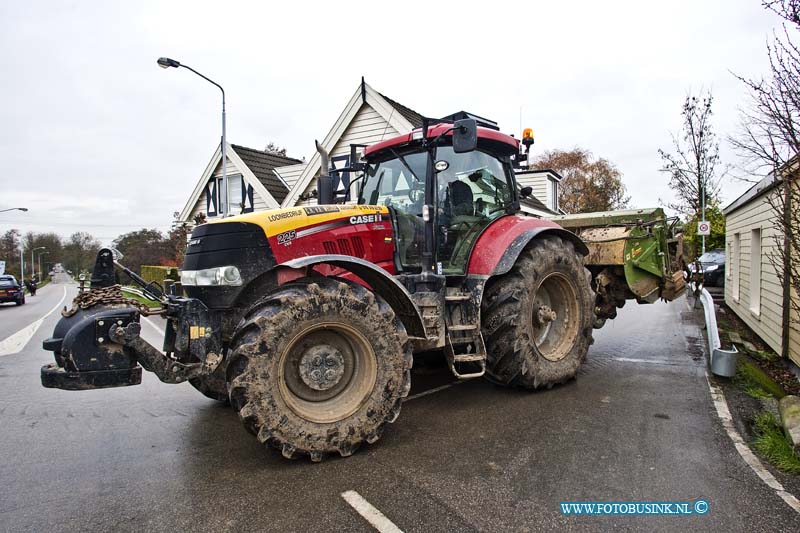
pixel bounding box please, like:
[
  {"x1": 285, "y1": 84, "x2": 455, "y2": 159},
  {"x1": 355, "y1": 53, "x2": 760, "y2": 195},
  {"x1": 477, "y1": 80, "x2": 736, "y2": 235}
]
[
  {"x1": 228, "y1": 176, "x2": 242, "y2": 213},
  {"x1": 732, "y1": 233, "x2": 740, "y2": 301},
  {"x1": 750, "y1": 228, "x2": 761, "y2": 315},
  {"x1": 207, "y1": 175, "x2": 246, "y2": 216},
  {"x1": 551, "y1": 177, "x2": 558, "y2": 212}
]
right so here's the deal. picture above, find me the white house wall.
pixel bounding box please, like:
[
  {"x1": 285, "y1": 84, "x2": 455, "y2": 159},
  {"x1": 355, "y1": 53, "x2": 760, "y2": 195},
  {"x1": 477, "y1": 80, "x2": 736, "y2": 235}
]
[
  {"x1": 724, "y1": 188, "x2": 786, "y2": 358},
  {"x1": 791, "y1": 178, "x2": 800, "y2": 364},
  {"x1": 187, "y1": 157, "x2": 271, "y2": 222},
  {"x1": 273, "y1": 163, "x2": 306, "y2": 190},
  {"x1": 516, "y1": 170, "x2": 556, "y2": 212},
  {"x1": 296, "y1": 103, "x2": 401, "y2": 206}
]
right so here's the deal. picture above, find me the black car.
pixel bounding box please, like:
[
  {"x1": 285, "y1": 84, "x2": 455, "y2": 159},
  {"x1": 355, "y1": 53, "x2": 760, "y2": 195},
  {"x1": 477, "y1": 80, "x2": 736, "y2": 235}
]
[
  {"x1": 0, "y1": 275, "x2": 25, "y2": 305},
  {"x1": 689, "y1": 249, "x2": 726, "y2": 287}
]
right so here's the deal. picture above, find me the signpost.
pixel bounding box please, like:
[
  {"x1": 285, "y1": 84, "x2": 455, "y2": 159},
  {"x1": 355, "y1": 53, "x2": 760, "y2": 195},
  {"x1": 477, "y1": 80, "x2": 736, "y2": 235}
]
[{"x1": 697, "y1": 220, "x2": 711, "y2": 236}]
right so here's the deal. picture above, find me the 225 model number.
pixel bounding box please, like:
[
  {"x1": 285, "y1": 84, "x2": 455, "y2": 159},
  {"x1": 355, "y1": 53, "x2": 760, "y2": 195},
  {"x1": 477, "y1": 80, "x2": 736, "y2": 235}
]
[{"x1": 277, "y1": 230, "x2": 296, "y2": 246}]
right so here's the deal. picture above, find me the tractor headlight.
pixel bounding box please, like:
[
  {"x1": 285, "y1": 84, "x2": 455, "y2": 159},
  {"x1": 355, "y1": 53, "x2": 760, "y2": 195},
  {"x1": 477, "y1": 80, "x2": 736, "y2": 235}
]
[{"x1": 180, "y1": 266, "x2": 243, "y2": 287}]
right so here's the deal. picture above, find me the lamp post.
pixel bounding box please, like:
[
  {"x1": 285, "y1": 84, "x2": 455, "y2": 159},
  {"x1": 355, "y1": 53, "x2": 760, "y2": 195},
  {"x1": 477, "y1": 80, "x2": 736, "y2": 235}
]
[
  {"x1": 0, "y1": 207, "x2": 28, "y2": 213},
  {"x1": 157, "y1": 57, "x2": 228, "y2": 217},
  {"x1": 31, "y1": 246, "x2": 45, "y2": 280},
  {"x1": 37, "y1": 250, "x2": 49, "y2": 282}
]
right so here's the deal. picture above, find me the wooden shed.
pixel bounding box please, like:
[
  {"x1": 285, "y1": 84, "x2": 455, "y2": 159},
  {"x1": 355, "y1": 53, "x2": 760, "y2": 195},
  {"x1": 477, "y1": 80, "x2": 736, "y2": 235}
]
[{"x1": 724, "y1": 170, "x2": 799, "y2": 365}]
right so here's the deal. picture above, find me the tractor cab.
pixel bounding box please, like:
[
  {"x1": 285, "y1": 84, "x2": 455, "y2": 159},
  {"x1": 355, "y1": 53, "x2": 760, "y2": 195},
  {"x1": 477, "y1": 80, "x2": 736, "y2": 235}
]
[{"x1": 320, "y1": 115, "x2": 523, "y2": 277}]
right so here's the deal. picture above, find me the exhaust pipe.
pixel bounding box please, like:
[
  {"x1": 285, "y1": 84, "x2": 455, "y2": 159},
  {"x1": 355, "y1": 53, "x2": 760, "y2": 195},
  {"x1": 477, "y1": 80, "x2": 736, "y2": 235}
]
[
  {"x1": 315, "y1": 139, "x2": 329, "y2": 175},
  {"x1": 315, "y1": 139, "x2": 335, "y2": 204}
]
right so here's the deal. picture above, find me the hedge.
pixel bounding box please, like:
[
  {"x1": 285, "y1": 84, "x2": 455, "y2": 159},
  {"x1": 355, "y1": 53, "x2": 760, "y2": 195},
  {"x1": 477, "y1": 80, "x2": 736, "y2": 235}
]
[{"x1": 140, "y1": 265, "x2": 180, "y2": 285}]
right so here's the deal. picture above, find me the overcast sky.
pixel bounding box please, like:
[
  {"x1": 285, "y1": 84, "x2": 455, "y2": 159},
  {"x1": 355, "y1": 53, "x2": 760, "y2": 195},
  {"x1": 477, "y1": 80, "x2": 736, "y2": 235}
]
[{"x1": 0, "y1": 0, "x2": 787, "y2": 244}]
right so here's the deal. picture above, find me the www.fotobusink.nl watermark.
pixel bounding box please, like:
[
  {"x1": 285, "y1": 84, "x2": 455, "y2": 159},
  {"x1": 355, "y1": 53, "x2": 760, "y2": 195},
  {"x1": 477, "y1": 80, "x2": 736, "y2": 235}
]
[{"x1": 560, "y1": 500, "x2": 709, "y2": 516}]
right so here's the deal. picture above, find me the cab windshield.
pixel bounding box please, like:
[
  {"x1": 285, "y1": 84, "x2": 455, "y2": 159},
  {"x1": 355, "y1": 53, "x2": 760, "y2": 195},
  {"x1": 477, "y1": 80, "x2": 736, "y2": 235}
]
[{"x1": 359, "y1": 145, "x2": 513, "y2": 273}]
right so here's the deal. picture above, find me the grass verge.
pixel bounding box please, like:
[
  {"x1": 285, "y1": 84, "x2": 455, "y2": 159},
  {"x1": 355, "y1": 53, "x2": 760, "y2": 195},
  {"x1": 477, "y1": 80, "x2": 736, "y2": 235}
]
[
  {"x1": 733, "y1": 358, "x2": 786, "y2": 400},
  {"x1": 121, "y1": 287, "x2": 161, "y2": 309},
  {"x1": 753, "y1": 412, "x2": 800, "y2": 475}
]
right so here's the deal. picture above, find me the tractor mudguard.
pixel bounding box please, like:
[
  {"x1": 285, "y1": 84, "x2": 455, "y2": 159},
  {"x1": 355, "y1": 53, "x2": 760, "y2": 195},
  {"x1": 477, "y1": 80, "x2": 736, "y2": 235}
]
[
  {"x1": 467, "y1": 215, "x2": 589, "y2": 276},
  {"x1": 278, "y1": 254, "x2": 427, "y2": 339}
]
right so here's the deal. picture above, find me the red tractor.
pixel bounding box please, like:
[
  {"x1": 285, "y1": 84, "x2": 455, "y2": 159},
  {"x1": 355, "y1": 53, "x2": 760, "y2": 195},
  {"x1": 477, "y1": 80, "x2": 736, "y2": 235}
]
[{"x1": 42, "y1": 115, "x2": 597, "y2": 461}]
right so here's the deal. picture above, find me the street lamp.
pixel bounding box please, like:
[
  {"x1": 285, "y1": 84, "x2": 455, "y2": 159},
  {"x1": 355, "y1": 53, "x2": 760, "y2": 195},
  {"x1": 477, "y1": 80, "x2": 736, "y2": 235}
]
[
  {"x1": 157, "y1": 56, "x2": 228, "y2": 217},
  {"x1": 0, "y1": 207, "x2": 28, "y2": 213},
  {"x1": 37, "y1": 250, "x2": 49, "y2": 282},
  {"x1": 31, "y1": 246, "x2": 45, "y2": 280}
]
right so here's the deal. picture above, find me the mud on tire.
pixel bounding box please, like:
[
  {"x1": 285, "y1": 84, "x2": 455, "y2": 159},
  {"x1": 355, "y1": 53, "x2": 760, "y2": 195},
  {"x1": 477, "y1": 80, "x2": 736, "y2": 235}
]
[
  {"x1": 189, "y1": 361, "x2": 229, "y2": 403},
  {"x1": 481, "y1": 235, "x2": 595, "y2": 389},
  {"x1": 226, "y1": 277, "x2": 412, "y2": 461}
]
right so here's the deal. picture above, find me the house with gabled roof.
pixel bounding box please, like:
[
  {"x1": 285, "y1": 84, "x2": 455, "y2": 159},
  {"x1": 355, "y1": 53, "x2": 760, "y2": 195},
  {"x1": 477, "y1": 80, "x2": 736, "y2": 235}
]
[
  {"x1": 178, "y1": 144, "x2": 302, "y2": 223},
  {"x1": 281, "y1": 79, "x2": 425, "y2": 207},
  {"x1": 179, "y1": 78, "x2": 559, "y2": 223}
]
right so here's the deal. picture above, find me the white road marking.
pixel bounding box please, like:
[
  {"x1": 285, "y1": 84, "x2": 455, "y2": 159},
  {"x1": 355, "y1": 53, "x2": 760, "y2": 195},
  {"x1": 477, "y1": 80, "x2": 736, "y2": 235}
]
[
  {"x1": 341, "y1": 490, "x2": 403, "y2": 533},
  {"x1": 403, "y1": 381, "x2": 464, "y2": 402},
  {"x1": 705, "y1": 373, "x2": 800, "y2": 513},
  {"x1": 143, "y1": 316, "x2": 165, "y2": 337},
  {"x1": 612, "y1": 356, "x2": 688, "y2": 366},
  {"x1": 0, "y1": 286, "x2": 67, "y2": 356}
]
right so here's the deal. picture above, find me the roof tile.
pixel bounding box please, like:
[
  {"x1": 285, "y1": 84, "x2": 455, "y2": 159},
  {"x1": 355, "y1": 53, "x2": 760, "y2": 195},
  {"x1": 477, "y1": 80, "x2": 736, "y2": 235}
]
[{"x1": 231, "y1": 144, "x2": 302, "y2": 204}]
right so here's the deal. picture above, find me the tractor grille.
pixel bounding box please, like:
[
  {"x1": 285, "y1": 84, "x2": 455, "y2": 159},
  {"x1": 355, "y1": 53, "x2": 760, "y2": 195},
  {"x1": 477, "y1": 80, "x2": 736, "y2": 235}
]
[{"x1": 322, "y1": 236, "x2": 366, "y2": 258}]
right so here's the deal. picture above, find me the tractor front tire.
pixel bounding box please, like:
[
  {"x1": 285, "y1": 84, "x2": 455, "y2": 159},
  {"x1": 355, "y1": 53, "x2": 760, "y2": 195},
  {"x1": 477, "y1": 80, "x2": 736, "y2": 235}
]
[
  {"x1": 227, "y1": 277, "x2": 411, "y2": 461},
  {"x1": 482, "y1": 235, "x2": 595, "y2": 389}
]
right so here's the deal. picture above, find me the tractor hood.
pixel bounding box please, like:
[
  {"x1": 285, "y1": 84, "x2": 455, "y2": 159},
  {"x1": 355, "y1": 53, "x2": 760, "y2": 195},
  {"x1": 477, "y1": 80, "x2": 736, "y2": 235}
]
[
  {"x1": 184, "y1": 204, "x2": 395, "y2": 307},
  {"x1": 183, "y1": 220, "x2": 275, "y2": 308}
]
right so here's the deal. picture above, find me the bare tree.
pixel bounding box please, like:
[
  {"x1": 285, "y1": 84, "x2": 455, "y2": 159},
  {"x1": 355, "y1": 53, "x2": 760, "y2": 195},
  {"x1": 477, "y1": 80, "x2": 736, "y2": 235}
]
[
  {"x1": 659, "y1": 91, "x2": 724, "y2": 217},
  {"x1": 731, "y1": 0, "x2": 800, "y2": 352}
]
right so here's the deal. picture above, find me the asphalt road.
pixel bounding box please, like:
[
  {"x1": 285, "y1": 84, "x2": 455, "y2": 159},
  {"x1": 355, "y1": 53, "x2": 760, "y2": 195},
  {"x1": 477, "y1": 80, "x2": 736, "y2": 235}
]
[{"x1": 1, "y1": 278, "x2": 799, "y2": 532}]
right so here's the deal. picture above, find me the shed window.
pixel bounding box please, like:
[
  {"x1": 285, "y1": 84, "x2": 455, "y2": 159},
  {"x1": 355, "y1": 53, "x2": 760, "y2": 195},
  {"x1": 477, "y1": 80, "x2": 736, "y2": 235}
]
[{"x1": 750, "y1": 228, "x2": 761, "y2": 315}]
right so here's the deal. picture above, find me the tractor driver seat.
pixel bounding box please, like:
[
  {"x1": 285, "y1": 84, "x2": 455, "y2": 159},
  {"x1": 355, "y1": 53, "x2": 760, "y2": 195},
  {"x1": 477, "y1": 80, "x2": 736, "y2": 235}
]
[{"x1": 448, "y1": 180, "x2": 474, "y2": 217}]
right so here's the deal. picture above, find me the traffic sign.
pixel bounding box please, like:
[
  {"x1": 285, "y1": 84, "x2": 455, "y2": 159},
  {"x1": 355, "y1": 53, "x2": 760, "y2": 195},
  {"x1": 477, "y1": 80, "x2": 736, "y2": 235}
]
[{"x1": 697, "y1": 221, "x2": 711, "y2": 236}]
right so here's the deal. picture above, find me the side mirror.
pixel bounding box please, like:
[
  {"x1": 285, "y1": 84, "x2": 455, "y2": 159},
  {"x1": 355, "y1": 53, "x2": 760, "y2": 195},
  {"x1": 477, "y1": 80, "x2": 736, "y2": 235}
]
[
  {"x1": 453, "y1": 118, "x2": 478, "y2": 153},
  {"x1": 520, "y1": 186, "x2": 533, "y2": 198}
]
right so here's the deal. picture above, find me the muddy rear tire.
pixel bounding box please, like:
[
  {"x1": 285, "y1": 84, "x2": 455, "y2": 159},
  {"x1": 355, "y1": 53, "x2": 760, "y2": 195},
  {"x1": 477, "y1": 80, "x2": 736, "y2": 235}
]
[
  {"x1": 227, "y1": 277, "x2": 411, "y2": 461},
  {"x1": 481, "y1": 236, "x2": 595, "y2": 389}
]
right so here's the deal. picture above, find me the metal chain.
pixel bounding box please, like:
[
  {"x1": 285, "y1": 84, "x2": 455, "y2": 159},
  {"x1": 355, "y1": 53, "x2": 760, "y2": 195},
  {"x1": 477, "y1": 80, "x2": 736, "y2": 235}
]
[{"x1": 62, "y1": 283, "x2": 163, "y2": 317}]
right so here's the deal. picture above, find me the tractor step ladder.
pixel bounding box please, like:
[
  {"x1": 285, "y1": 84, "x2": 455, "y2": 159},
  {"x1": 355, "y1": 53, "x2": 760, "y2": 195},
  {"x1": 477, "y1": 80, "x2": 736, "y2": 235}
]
[{"x1": 444, "y1": 291, "x2": 486, "y2": 379}]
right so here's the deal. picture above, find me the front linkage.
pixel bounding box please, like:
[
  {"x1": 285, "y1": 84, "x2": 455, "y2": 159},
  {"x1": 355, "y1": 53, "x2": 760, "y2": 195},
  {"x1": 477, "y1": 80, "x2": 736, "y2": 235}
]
[{"x1": 41, "y1": 249, "x2": 222, "y2": 391}]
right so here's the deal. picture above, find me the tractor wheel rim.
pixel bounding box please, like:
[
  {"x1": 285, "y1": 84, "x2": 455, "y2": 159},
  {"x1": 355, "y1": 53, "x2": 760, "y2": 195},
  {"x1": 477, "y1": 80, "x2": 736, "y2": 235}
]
[
  {"x1": 531, "y1": 272, "x2": 580, "y2": 362},
  {"x1": 279, "y1": 322, "x2": 377, "y2": 424}
]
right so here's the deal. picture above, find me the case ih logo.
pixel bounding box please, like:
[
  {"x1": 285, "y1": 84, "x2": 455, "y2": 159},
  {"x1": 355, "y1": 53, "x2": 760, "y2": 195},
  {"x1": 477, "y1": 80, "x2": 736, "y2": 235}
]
[{"x1": 349, "y1": 214, "x2": 382, "y2": 225}]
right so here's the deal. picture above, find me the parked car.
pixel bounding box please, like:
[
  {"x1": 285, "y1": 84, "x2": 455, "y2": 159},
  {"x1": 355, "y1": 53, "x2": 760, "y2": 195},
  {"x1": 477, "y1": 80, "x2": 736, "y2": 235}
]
[
  {"x1": 689, "y1": 249, "x2": 726, "y2": 287},
  {"x1": 0, "y1": 275, "x2": 25, "y2": 305}
]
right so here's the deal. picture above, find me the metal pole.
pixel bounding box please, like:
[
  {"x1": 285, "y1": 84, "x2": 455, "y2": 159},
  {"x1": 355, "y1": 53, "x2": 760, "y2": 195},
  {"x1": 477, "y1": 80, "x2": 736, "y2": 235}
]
[
  {"x1": 168, "y1": 62, "x2": 227, "y2": 217},
  {"x1": 30, "y1": 248, "x2": 34, "y2": 280},
  {"x1": 701, "y1": 178, "x2": 706, "y2": 255},
  {"x1": 222, "y1": 93, "x2": 227, "y2": 217},
  {"x1": 19, "y1": 247, "x2": 23, "y2": 282},
  {"x1": 38, "y1": 252, "x2": 47, "y2": 280}
]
